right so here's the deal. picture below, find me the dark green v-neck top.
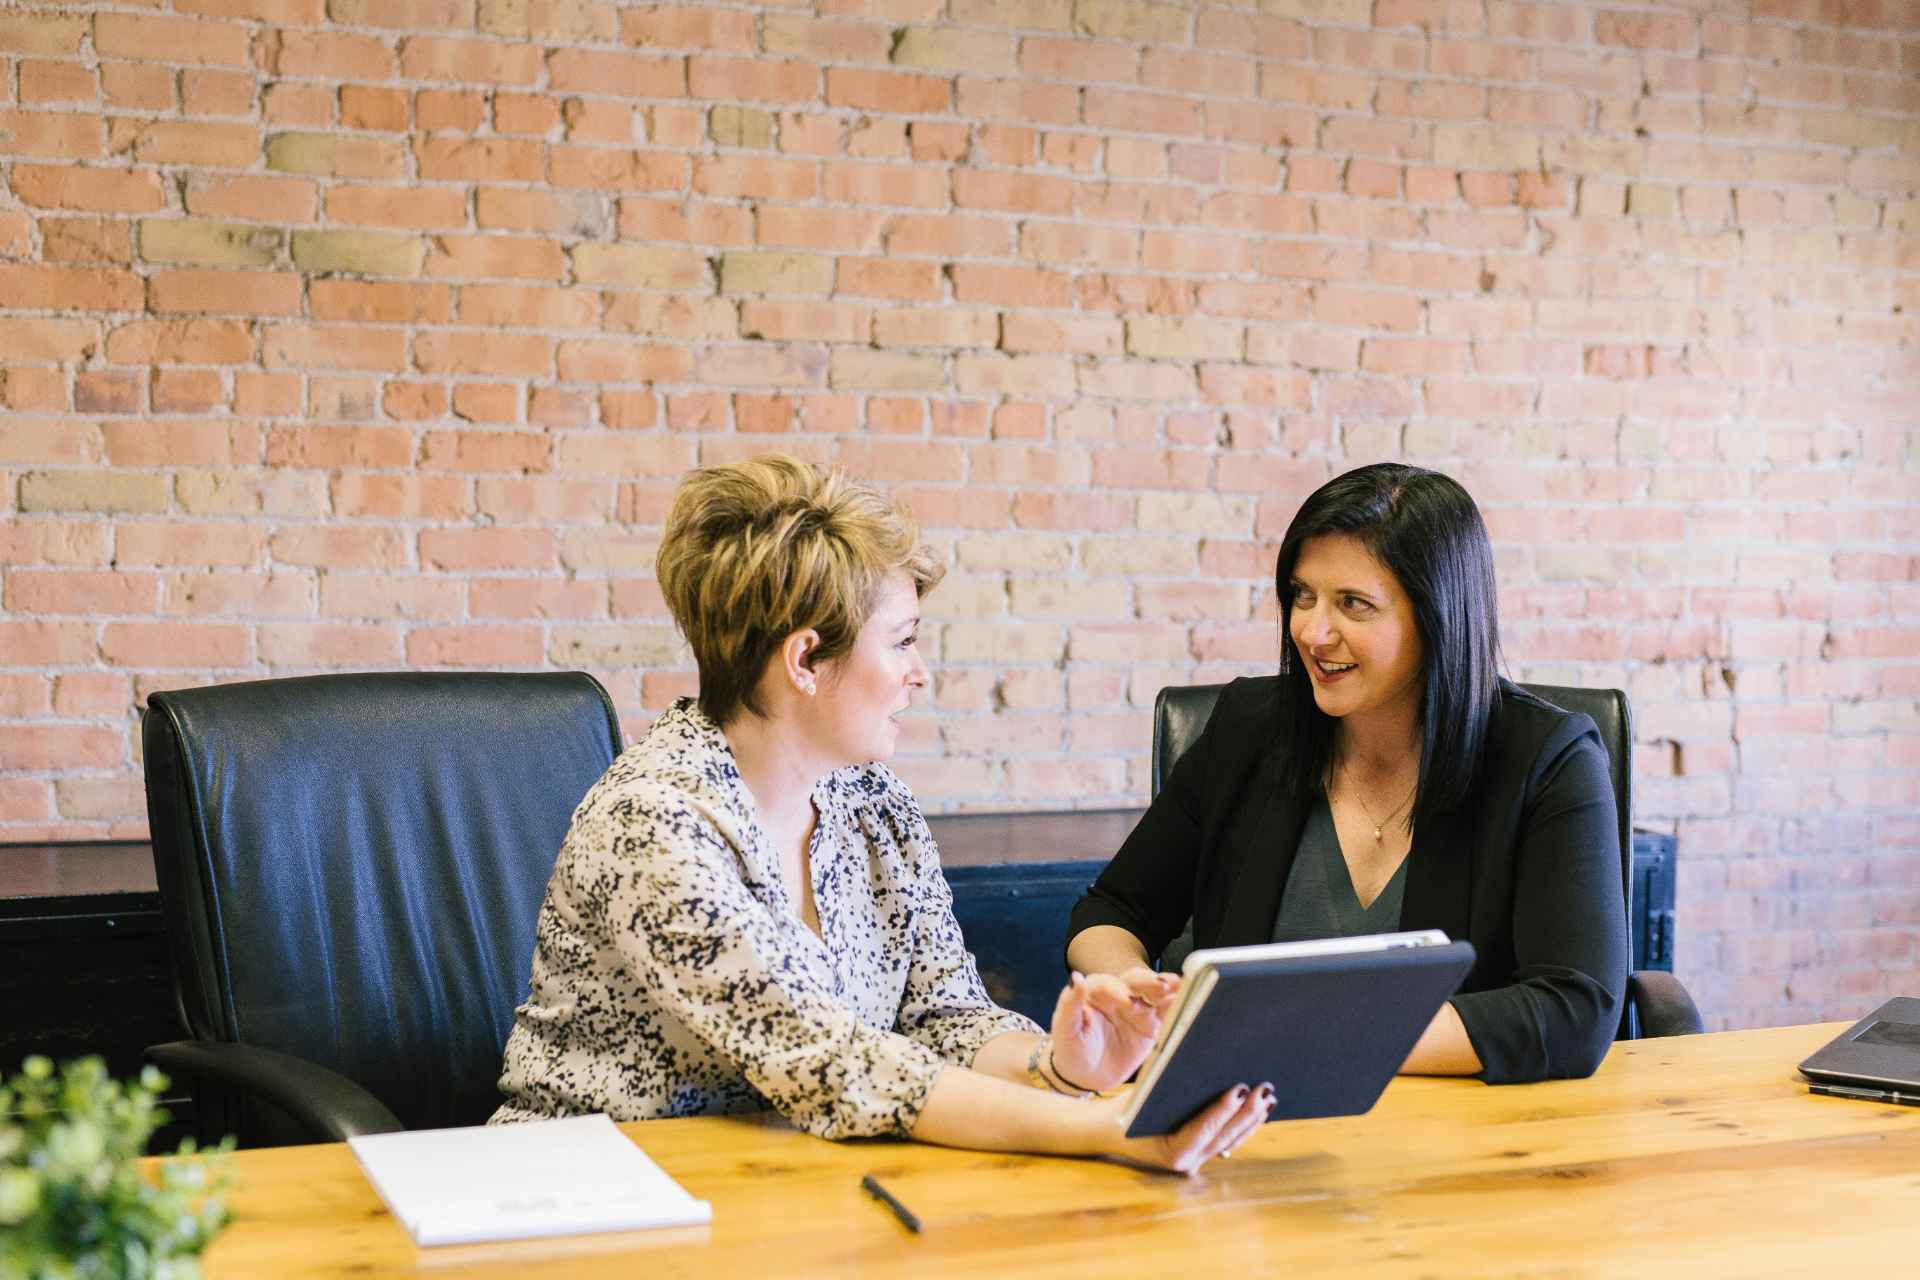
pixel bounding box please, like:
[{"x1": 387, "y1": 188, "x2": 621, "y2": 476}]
[{"x1": 1269, "y1": 793, "x2": 1408, "y2": 943}]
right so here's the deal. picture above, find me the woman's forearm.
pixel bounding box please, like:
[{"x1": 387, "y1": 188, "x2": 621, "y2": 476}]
[
  {"x1": 1399, "y1": 1000, "x2": 1483, "y2": 1076},
  {"x1": 968, "y1": 1029, "x2": 1042, "y2": 1085},
  {"x1": 908, "y1": 1066, "x2": 1117, "y2": 1158},
  {"x1": 1065, "y1": 924, "x2": 1152, "y2": 977}
]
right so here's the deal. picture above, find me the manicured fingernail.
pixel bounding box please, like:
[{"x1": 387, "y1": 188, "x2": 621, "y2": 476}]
[{"x1": 1233, "y1": 1085, "x2": 1249, "y2": 1101}]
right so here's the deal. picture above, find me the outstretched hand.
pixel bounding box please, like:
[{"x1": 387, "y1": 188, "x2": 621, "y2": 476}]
[
  {"x1": 1047, "y1": 967, "x2": 1183, "y2": 1094},
  {"x1": 1102, "y1": 1081, "x2": 1275, "y2": 1175}
]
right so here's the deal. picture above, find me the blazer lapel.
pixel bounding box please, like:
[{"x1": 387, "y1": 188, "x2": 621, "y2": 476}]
[{"x1": 1401, "y1": 808, "x2": 1472, "y2": 944}]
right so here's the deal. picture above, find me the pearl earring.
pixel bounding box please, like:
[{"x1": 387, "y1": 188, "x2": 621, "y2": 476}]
[{"x1": 799, "y1": 676, "x2": 816, "y2": 695}]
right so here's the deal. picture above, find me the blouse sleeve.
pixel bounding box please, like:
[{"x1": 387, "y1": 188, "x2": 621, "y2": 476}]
[
  {"x1": 1450, "y1": 729, "x2": 1629, "y2": 1082},
  {"x1": 886, "y1": 787, "x2": 1042, "y2": 1059},
  {"x1": 584, "y1": 782, "x2": 949, "y2": 1141}
]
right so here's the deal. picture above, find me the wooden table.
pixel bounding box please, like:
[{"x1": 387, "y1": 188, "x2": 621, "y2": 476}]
[{"x1": 172, "y1": 1023, "x2": 1919, "y2": 1278}]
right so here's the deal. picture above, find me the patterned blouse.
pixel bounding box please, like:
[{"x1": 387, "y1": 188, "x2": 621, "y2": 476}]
[{"x1": 492, "y1": 699, "x2": 1038, "y2": 1139}]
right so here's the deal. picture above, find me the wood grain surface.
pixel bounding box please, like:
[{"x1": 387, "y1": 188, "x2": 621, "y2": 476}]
[{"x1": 171, "y1": 1022, "x2": 1920, "y2": 1278}]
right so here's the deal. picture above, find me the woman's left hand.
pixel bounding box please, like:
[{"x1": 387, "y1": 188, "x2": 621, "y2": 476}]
[{"x1": 1047, "y1": 968, "x2": 1182, "y2": 1093}]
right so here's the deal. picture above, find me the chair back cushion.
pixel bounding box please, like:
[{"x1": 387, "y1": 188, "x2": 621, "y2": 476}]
[
  {"x1": 143, "y1": 672, "x2": 620, "y2": 1132},
  {"x1": 1151, "y1": 680, "x2": 1632, "y2": 899},
  {"x1": 1150, "y1": 683, "x2": 1226, "y2": 798}
]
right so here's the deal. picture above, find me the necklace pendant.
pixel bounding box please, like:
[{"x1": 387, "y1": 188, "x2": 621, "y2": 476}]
[{"x1": 1372, "y1": 825, "x2": 1382, "y2": 841}]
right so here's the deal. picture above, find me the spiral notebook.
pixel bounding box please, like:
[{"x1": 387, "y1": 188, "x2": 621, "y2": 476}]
[{"x1": 348, "y1": 1113, "x2": 712, "y2": 1247}]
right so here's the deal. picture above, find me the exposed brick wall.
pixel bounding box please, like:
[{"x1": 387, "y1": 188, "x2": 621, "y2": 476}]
[{"x1": 0, "y1": 1, "x2": 1915, "y2": 1031}]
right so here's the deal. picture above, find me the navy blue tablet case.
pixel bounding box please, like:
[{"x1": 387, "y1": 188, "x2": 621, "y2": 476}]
[{"x1": 1123, "y1": 940, "x2": 1478, "y2": 1138}]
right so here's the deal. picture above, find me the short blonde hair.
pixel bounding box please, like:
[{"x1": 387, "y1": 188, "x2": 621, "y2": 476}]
[{"x1": 656, "y1": 455, "x2": 944, "y2": 726}]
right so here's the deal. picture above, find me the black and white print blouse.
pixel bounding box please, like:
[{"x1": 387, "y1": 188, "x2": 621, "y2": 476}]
[{"x1": 492, "y1": 698, "x2": 1038, "y2": 1139}]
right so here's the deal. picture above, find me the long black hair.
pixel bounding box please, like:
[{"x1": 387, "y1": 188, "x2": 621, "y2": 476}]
[{"x1": 1272, "y1": 463, "x2": 1502, "y2": 831}]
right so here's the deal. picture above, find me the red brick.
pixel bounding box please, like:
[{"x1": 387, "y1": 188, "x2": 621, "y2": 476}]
[
  {"x1": 20, "y1": 60, "x2": 97, "y2": 105},
  {"x1": 325, "y1": 184, "x2": 469, "y2": 229},
  {"x1": 263, "y1": 82, "x2": 335, "y2": 127},
  {"x1": 100, "y1": 63, "x2": 176, "y2": 112},
  {"x1": 739, "y1": 301, "x2": 870, "y2": 344},
  {"x1": 265, "y1": 424, "x2": 413, "y2": 469},
  {"x1": 425, "y1": 235, "x2": 568, "y2": 280},
  {"x1": 39, "y1": 219, "x2": 130, "y2": 265},
  {"x1": 950, "y1": 263, "x2": 1074, "y2": 308},
  {"x1": 406, "y1": 626, "x2": 541, "y2": 668},
  {"x1": 762, "y1": 13, "x2": 893, "y2": 62},
  {"x1": 149, "y1": 370, "x2": 227, "y2": 414},
  {"x1": 822, "y1": 161, "x2": 950, "y2": 209},
  {"x1": 460, "y1": 283, "x2": 599, "y2": 329},
  {"x1": 310, "y1": 281, "x2": 452, "y2": 324},
  {"x1": 263, "y1": 323, "x2": 408, "y2": 371},
  {"x1": 10, "y1": 165, "x2": 166, "y2": 213},
  {"x1": 257, "y1": 623, "x2": 405, "y2": 668},
  {"x1": 696, "y1": 156, "x2": 820, "y2": 202},
  {"x1": 1085, "y1": 87, "x2": 1201, "y2": 138},
  {"x1": 419, "y1": 528, "x2": 557, "y2": 571},
  {"x1": 953, "y1": 169, "x2": 1075, "y2": 215},
  {"x1": 621, "y1": 6, "x2": 755, "y2": 49},
  {"x1": 7, "y1": 569, "x2": 158, "y2": 616},
  {"x1": 549, "y1": 145, "x2": 688, "y2": 193},
  {"x1": 689, "y1": 56, "x2": 816, "y2": 104},
  {"x1": 102, "y1": 622, "x2": 250, "y2": 668},
  {"x1": 149, "y1": 270, "x2": 304, "y2": 316},
  {"x1": 557, "y1": 339, "x2": 692, "y2": 383},
  {"x1": 1595, "y1": 9, "x2": 1697, "y2": 53},
  {"x1": 826, "y1": 68, "x2": 951, "y2": 114},
  {"x1": 0, "y1": 726, "x2": 124, "y2": 772},
  {"x1": 412, "y1": 135, "x2": 543, "y2": 183},
  {"x1": 420, "y1": 428, "x2": 552, "y2": 471},
  {"x1": 416, "y1": 89, "x2": 487, "y2": 132},
  {"x1": 1016, "y1": 35, "x2": 1134, "y2": 85},
  {"x1": 836, "y1": 257, "x2": 943, "y2": 300},
  {"x1": 400, "y1": 36, "x2": 543, "y2": 84},
  {"x1": 96, "y1": 13, "x2": 254, "y2": 66},
  {"x1": 955, "y1": 75, "x2": 1079, "y2": 125}
]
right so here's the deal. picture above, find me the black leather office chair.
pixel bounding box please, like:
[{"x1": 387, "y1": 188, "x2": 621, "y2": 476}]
[
  {"x1": 1152, "y1": 682, "x2": 1704, "y2": 1039},
  {"x1": 141, "y1": 671, "x2": 621, "y2": 1147}
]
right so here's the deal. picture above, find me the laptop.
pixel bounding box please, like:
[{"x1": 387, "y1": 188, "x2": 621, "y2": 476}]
[{"x1": 1797, "y1": 997, "x2": 1920, "y2": 1105}]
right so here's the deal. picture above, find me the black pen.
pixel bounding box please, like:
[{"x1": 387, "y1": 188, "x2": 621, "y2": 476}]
[
  {"x1": 861, "y1": 1173, "x2": 923, "y2": 1234},
  {"x1": 1809, "y1": 1082, "x2": 1920, "y2": 1107}
]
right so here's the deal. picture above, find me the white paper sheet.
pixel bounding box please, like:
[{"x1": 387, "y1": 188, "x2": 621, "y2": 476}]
[{"x1": 348, "y1": 1113, "x2": 713, "y2": 1247}]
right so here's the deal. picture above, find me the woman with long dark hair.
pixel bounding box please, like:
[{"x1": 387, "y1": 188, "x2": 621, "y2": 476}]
[{"x1": 1067, "y1": 463, "x2": 1627, "y2": 1082}]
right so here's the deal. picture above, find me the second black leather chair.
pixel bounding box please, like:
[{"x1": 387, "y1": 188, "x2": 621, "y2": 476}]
[{"x1": 141, "y1": 671, "x2": 622, "y2": 1146}]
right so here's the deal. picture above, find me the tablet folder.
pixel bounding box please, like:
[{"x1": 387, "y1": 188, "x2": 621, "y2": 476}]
[{"x1": 1119, "y1": 931, "x2": 1477, "y2": 1138}]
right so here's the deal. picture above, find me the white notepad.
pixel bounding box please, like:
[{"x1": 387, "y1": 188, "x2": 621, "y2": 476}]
[{"x1": 348, "y1": 1114, "x2": 713, "y2": 1247}]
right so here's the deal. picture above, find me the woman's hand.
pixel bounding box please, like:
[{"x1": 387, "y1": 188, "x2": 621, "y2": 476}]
[
  {"x1": 1098, "y1": 1082, "x2": 1275, "y2": 1175},
  {"x1": 1047, "y1": 968, "x2": 1182, "y2": 1094}
]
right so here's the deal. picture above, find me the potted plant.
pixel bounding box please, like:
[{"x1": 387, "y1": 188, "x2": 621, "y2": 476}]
[{"x1": 1, "y1": 1056, "x2": 231, "y2": 1280}]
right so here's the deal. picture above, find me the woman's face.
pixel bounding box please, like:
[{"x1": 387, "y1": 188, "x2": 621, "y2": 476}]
[
  {"x1": 1286, "y1": 534, "x2": 1425, "y2": 729},
  {"x1": 811, "y1": 570, "x2": 929, "y2": 766}
]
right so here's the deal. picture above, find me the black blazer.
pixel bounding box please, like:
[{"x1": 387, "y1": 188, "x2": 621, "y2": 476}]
[{"x1": 1069, "y1": 677, "x2": 1628, "y2": 1083}]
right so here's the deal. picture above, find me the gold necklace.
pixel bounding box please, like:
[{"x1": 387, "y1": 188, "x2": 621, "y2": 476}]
[{"x1": 1339, "y1": 761, "x2": 1415, "y2": 843}]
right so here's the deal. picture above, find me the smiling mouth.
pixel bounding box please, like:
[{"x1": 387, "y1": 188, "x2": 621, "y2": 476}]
[{"x1": 1313, "y1": 658, "x2": 1356, "y2": 677}]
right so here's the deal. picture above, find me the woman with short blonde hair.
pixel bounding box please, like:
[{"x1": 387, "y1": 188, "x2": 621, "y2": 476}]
[{"x1": 496, "y1": 456, "x2": 1266, "y2": 1172}]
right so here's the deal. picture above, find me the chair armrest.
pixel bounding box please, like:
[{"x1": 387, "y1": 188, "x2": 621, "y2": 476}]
[
  {"x1": 1627, "y1": 970, "x2": 1704, "y2": 1039},
  {"x1": 147, "y1": 1040, "x2": 404, "y2": 1142}
]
